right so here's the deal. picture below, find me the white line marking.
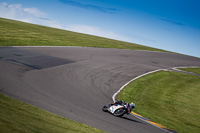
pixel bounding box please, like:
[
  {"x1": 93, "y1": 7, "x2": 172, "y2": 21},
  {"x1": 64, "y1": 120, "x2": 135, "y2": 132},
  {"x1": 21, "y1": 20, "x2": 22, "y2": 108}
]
[
  {"x1": 112, "y1": 69, "x2": 164, "y2": 102},
  {"x1": 172, "y1": 66, "x2": 200, "y2": 72}
]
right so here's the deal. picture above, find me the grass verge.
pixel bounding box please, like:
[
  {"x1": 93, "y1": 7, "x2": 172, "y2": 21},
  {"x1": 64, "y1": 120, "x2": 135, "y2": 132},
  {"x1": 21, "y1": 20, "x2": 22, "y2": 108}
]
[
  {"x1": 0, "y1": 18, "x2": 168, "y2": 52},
  {"x1": 178, "y1": 67, "x2": 200, "y2": 75},
  {"x1": 0, "y1": 94, "x2": 104, "y2": 133},
  {"x1": 116, "y1": 71, "x2": 200, "y2": 133}
]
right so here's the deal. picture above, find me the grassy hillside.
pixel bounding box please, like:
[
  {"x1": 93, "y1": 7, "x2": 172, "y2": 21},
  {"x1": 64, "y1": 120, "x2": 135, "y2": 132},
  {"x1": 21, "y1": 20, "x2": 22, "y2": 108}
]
[
  {"x1": 0, "y1": 17, "x2": 167, "y2": 52},
  {"x1": 117, "y1": 70, "x2": 200, "y2": 133},
  {"x1": 0, "y1": 94, "x2": 104, "y2": 133}
]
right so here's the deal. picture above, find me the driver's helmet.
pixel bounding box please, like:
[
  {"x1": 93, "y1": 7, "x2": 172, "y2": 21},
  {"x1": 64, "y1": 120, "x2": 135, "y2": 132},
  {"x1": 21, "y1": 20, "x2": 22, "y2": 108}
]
[{"x1": 130, "y1": 102, "x2": 136, "y2": 109}]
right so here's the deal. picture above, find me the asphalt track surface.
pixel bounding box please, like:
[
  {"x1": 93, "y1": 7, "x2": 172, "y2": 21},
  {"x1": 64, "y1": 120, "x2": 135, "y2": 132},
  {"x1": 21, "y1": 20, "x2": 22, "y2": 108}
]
[{"x1": 1, "y1": 47, "x2": 200, "y2": 133}]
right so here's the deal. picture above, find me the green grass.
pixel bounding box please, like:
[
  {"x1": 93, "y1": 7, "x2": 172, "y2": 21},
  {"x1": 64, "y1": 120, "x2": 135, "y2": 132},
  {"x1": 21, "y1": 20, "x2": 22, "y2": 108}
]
[
  {"x1": 0, "y1": 17, "x2": 168, "y2": 52},
  {"x1": 0, "y1": 94, "x2": 104, "y2": 133},
  {"x1": 117, "y1": 71, "x2": 200, "y2": 133},
  {"x1": 179, "y1": 67, "x2": 200, "y2": 75}
]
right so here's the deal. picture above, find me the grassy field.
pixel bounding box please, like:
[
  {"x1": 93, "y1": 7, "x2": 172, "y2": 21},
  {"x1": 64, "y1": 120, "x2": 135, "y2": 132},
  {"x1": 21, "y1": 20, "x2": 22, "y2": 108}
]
[
  {"x1": 179, "y1": 67, "x2": 200, "y2": 75},
  {"x1": 0, "y1": 94, "x2": 104, "y2": 133},
  {"x1": 0, "y1": 18, "x2": 168, "y2": 52},
  {"x1": 117, "y1": 71, "x2": 200, "y2": 133}
]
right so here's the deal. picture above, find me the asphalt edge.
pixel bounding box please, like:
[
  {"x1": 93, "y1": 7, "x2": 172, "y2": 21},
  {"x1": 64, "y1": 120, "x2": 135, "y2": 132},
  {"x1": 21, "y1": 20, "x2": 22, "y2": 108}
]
[{"x1": 1, "y1": 46, "x2": 174, "y2": 55}]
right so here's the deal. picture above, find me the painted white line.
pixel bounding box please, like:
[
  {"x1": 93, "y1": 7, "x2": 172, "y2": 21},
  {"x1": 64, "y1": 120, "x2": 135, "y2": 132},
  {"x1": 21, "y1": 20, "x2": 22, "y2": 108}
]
[
  {"x1": 112, "y1": 69, "x2": 164, "y2": 102},
  {"x1": 173, "y1": 66, "x2": 200, "y2": 69},
  {"x1": 112, "y1": 69, "x2": 173, "y2": 132},
  {"x1": 172, "y1": 66, "x2": 200, "y2": 72}
]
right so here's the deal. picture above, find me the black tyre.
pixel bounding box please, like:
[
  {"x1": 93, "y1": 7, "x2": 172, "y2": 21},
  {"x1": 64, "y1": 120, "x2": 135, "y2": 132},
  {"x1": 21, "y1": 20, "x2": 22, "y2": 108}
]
[
  {"x1": 113, "y1": 108, "x2": 125, "y2": 117},
  {"x1": 102, "y1": 105, "x2": 109, "y2": 112}
]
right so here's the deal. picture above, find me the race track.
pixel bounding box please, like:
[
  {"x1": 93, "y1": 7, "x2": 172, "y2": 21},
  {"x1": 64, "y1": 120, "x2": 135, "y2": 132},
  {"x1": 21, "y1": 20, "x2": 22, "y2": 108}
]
[{"x1": 1, "y1": 47, "x2": 200, "y2": 133}]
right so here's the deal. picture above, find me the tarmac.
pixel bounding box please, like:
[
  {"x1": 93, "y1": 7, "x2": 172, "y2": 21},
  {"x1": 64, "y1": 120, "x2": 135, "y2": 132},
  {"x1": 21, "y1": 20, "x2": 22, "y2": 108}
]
[{"x1": 0, "y1": 46, "x2": 200, "y2": 133}]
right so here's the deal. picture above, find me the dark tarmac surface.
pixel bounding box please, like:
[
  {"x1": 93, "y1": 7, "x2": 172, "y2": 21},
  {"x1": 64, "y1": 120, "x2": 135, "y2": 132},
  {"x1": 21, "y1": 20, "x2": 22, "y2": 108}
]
[{"x1": 0, "y1": 47, "x2": 200, "y2": 133}]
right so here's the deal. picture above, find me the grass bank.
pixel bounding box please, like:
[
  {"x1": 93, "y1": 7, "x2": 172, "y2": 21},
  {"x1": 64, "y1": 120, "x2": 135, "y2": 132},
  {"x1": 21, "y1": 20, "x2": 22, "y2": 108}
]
[
  {"x1": 117, "y1": 71, "x2": 200, "y2": 133},
  {"x1": 0, "y1": 18, "x2": 167, "y2": 52},
  {"x1": 0, "y1": 94, "x2": 104, "y2": 133},
  {"x1": 178, "y1": 67, "x2": 200, "y2": 75}
]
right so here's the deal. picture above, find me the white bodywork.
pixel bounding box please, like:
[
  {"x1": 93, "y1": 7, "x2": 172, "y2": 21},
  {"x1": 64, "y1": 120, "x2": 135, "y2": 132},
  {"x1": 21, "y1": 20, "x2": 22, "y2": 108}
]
[{"x1": 108, "y1": 105, "x2": 123, "y2": 114}]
